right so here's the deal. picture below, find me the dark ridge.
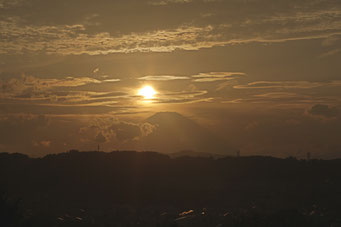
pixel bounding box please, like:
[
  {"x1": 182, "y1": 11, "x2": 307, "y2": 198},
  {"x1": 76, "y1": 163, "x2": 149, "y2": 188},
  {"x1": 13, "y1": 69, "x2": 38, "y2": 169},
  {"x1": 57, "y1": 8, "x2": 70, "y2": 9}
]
[{"x1": 1, "y1": 150, "x2": 341, "y2": 226}]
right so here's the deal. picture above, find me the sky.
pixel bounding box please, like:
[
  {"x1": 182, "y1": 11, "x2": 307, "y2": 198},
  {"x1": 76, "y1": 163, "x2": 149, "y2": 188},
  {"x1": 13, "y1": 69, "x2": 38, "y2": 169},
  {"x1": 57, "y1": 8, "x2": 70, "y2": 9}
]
[{"x1": 1, "y1": 0, "x2": 341, "y2": 158}]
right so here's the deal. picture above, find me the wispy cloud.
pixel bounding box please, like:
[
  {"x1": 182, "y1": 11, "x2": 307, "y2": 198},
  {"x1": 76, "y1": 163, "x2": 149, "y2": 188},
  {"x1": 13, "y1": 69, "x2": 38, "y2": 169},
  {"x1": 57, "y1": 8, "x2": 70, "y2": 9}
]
[
  {"x1": 192, "y1": 72, "x2": 245, "y2": 82},
  {"x1": 254, "y1": 92, "x2": 298, "y2": 99},
  {"x1": 81, "y1": 117, "x2": 157, "y2": 144},
  {"x1": 0, "y1": 0, "x2": 22, "y2": 9},
  {"x1": 0, "y1": 75, "x2": 121, "y2": 104},
  {"x1": 233, "y1": 81, "x2": 325, "y2": 89},
  {"x1": 152, "y1": 90, "x2": 210, "y2": 104},
  {"x1": 139, "y1": 75, "x2": 190, "y2": 81},
  {"x1": 0, "y1": 20, "x2": 217, "y2": 55},
  {"x1": 1, "y1": 4, "x2": 341, "y2": 55},
  {"x1": 319, "y1": 48, "x2": 341, "y2": 58},
  {"x1": 1, "y1": 75, "x2": 102, "y2": 97}
]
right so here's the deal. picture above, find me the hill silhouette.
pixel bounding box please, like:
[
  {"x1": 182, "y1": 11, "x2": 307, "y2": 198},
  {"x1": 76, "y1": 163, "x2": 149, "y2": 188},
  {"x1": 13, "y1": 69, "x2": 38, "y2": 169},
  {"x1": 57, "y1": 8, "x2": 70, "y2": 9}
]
[
  {"x1": 142, "y1": 112, "x2": 236, "y2": 155},
  {"x1": 1, "y1": 150, "x2": 341, "y2": 226},
  {"x1": 169, "y1": 150, "x2": 227, "y2": 159}
]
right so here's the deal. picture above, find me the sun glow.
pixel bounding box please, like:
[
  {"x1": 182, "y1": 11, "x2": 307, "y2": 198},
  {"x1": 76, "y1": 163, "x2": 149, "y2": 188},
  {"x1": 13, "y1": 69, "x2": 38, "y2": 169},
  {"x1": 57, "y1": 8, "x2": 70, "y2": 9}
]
[{"x1": 138, "y1": 85, "x2": 157, "y2": 99}]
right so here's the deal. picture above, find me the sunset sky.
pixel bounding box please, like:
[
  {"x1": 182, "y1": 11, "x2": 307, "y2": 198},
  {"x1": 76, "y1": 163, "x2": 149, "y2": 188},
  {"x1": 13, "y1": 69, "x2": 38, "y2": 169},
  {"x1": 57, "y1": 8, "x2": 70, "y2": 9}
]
[{"x1": 1, "y1": 0, "x2": 341, "y2": 158}]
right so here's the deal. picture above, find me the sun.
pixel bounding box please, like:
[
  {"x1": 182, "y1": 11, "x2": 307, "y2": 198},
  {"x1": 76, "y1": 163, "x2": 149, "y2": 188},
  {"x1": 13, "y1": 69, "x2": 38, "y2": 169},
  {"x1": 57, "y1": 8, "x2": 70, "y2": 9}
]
[{"x1": 138, "y1": 85, "x2": 157, "y2": 99}]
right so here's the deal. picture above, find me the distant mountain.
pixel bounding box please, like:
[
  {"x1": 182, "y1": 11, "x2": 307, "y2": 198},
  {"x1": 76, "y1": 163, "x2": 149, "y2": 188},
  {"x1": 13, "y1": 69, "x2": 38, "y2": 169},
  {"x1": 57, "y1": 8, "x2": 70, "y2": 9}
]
[{"x1": 141, "y1": 112, "x2": 236, "y2": 155}]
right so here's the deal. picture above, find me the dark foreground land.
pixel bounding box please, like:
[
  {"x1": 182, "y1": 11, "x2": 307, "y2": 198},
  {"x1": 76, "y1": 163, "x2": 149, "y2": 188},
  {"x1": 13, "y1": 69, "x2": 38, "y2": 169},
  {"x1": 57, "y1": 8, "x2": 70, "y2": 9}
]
[{"x1": 1, "y1": 150, "x2": 341, "y2": 226}]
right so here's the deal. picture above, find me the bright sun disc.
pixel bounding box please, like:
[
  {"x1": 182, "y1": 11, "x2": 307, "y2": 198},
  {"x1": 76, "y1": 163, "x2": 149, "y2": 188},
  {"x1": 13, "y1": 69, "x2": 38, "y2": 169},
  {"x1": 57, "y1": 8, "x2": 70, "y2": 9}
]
[{"x1": 138, "y1": 85, "x2": 157, "y2": 99}]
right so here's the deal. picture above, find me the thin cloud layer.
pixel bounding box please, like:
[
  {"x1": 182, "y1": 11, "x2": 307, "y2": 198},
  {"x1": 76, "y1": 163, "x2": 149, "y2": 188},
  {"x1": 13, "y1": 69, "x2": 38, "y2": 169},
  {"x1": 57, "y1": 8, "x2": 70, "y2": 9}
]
[
  {"x1": 192, "y1": 72, "x2": 245, "y2": 82},
  {"x1": 80, "y1": 117, "x2": 157, "y2": 144},
  {"x1": 139, "y1": 75, "x2": 190, "y2": 81},
  {"x1": 0, "y1": 75, "x2": 125, "y2": 110},
  {"x1": 1, "y1": 0, "x2": 341, "y2": 55},
  {"x1": 234, "y1": 81, "x2": 328, "y2": 89},
  {"x1": 0, "y1": 21, "x2": 217, "y2": 54},
  {"x1": 1, "y1": 76, "x2": 100, "y2": 98}
]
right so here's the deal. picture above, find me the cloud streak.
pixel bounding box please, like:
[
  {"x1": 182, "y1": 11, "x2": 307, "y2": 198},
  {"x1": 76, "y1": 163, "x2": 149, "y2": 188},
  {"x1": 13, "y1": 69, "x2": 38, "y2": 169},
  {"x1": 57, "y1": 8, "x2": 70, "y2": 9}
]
[
  {"x1": 1, "y1": 3, "x2": 341, "y2": 55},
  {"x1": 234, "y1": 81, "x2": 327, "y2": 89},
  {"x1": 139, "y1": 75, "x2": 190, "y2": 81},
  {"x1": 192, "y1": 72, "x2": 245, "y2": 82}
]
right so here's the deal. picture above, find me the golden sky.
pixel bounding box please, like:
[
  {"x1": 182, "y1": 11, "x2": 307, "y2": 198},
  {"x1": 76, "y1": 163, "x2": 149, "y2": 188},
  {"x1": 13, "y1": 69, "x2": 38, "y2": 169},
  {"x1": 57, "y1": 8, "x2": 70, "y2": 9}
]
[{"x1": 1, "y1": 0, "x2": 341, "y2": 158}]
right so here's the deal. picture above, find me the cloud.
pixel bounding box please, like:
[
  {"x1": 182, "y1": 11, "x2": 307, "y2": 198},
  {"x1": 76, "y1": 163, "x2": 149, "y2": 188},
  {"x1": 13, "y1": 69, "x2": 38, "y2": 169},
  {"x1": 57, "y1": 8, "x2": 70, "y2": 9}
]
[
  {"x1": 308, "y1": 104, "x2": 339, "y2": 118},
  {"x1": 102, "y1": 79, "x2": 120, "y2": 82},
  {"x1": 0, "y1": 20, "x2": 218, "y2": 55},
  {"x1": 32, "y1": 77, "x2": 101, "y2": 88},
  {"x1": 322, "y1": 35, "x2": 341, "y2": 46},
  {"x1": 138, "y1": 72, "x2": 244, "y2": 83},
  {"x1": 233, "y1": 81, "x2": 325, "y2": 89},
  {"x1": 319, "y1": 48, "x2": 341, "y2": 58},
  {"x1": 0, "y1": 0, "x2": 22, "y2": 9},
  {"x1": 238, "y1": 92, "x2": 314, "y2": 104},
  {"x1": 1, "y1": 3, "x2": 341, "y2": 55},
  {"x1": 140, "y1": 122, "x2": 156, "y2": 137},
  {"x1": 81, "y1": 117, "x2": 157, "y2": 144},
  {"x1": 215, "y1": 81, "x2": 240, "y2": 91},
  {"x1": 153, "y1": 90, "x2": 210, "y2": 104},
  {"x1": 192, "y1": 72, "x2": 245, "y2": 82},
  {"x1": 254, "y1": 92, "x2": 299, "y2": 98},
  {"x1": 109, "y1": 122, "x2": 142, "y2": 141},
  {"x1": 1, "y1": 75, "x2": 101, "y2": 95},
  {"x1": 33, "y1": 140, "x2": 51, "y2": 147},
  {"x1": 139, "y1": 75, "x2": 190, "y2": 81},
  {"x1": 111, "y1": 121, "x2": 157, "y2": 141},
  {"x1": 154, "y1": 97, "x2": 214, "y2": 104},
  {"x1": 0, "y1": 75, "x2": 120, "y2": 102}
]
